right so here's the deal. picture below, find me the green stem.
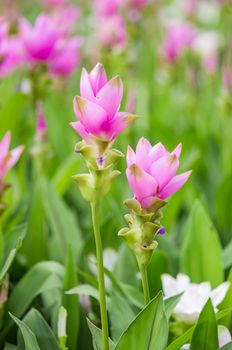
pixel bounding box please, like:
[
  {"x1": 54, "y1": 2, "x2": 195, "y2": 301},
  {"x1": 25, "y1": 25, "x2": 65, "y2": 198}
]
[
  {"x1": 140, "y1": 265, "x2": 150, "y2": 305},
  {"x1": 91, "y1": 200, "x2": 109, "y2": 350}
]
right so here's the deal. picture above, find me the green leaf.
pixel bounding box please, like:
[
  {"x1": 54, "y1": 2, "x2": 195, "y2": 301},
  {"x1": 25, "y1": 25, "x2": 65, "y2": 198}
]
[
  {"x1": 181, "y1": 200, "x2": 224, "y2": 287},
  {"x1": 218, "y1": 269, "x2": 232, "y2": 326},
  {"x1": 87, "y1": 319, "x2": 115, "y2": 350},
  {"x1": 147, "y1": 250, "x2": 169, "y2": 298},
  {"x1": 167, "y1": 308, "x2": 232, "y2": 350},
  {"x1": 19, "y1": 309, "x2": 59, "y2": 350},
  {"x1": 0, "y1": 224, "x2": 27, "y2": 282},
  {"x1": 223, "y1": 241, "x2": 232, "y2": 269},
  {"x1": 190, "y1": 299, "x2": 218, "y2": 350},
  {"x1": 9, "y1": 313, "x2": 40, "y2": 350},
  {"x1": 44, "y1": 183, "x2": 83, "y2": 264},
  {"x1": 115, "y1": 291, "x2": 168, "y2": 350},
  {"x1": 62, "y1": 246, "x2": 79, "y2": 350},
  {"x1": 220, "y1": 342, "x2": 232, "y2": 350},
  {"x1": 164, "y1": 293, "x2": 183, "y2": 319},
  {"x1": 4, "y1": 262, "x2": 64, "y2": 332},
  {"x1": 108, "y1": 291, "x2": 135, "y2": 342},
  {"x1": 3, "y1": 343, "x2": 18, "y2": 350},
  {"x1": 66, "y1": 284, "x2": 100, "y2": 302}
]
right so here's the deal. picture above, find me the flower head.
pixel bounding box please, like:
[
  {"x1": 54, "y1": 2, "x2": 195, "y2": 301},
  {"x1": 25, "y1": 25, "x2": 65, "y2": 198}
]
[
  {"x1": 0, "y1": 132, "x2": 24, "y2": 188},
  {"x1": 20, "y1": 14, "x2": 60, "y2": 62},
  {"x1": 71, "y1": 63, "x2": 138, "y2": 143},
  {"x1": 163, "y1": 22, "x2": 196, "y2": 63},
  {"x1": 126, "y1": 138, "x2": 191, "y2": 209},
  {"x1": 161, "y1": 273, "x2": 230, "y2": 324}
]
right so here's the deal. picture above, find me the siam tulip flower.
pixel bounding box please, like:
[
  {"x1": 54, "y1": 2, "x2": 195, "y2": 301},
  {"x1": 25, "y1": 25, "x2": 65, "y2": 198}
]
[
  {"x1": 162, "y1": 22, "x2": 196, "y2": 63},
  {"x1": 36, "y1": 102, "x2": 48, "y2": 142},
  {"x1": 52, "y1": 5, "x2": 80, "y2": 35},
  {"x1": 97, "y1": 15, "x2": 127, "y2": 50},
  {"x1": 0, "y1": 35, "x2": 24, "y2": 77},
  {"x1": 71, "y1": 63, "x2": 137, "y2": 143},
  {"x1": 182, "y1": 0, "x2": 198, "y2": 16},
  {"x1": 20, "y1": 14, "x2": 61, "y2": 62},
  {"x1": 223, "y1": 64, "x2": 232, "y2": 92},
  {"x1": 41, "y1": 0, "x2": 68, "y2": 7},
  {"x1": 94, "y1": 0, "x2": 121, "y2": 17},
  {"x1": 161, "y1": 273, "x2": 230, "y2": 324},
  {"x1": 49, "y1": 37, "x2": 81, "y2": 76},
  {"x1": 0, "y1": 132, "x2": 24, "y2": 190},
  {"x1": 126, "y1": 138, "x2": 191, "y2": 209}
]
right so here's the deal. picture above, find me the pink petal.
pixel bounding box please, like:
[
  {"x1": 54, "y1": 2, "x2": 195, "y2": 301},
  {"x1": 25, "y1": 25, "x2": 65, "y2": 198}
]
[
  {"x1": 151, "y1": 155, "x2": 179, "y2": 190},
  {"x1": 96, "y1": 76, "x2": 123, "y2": 118},
  {"x1": 126, "y1": 146, "x2": 136, "y2": 167},
  {"x1": 73, "y1": 96, "x2": 107, "y2": 135},
  {"x1": 70, "y1": 121, "x2": 90, "y2": 141},
  {"x1": 149, "y1": 142, "x2": 169, "y2": 162},
  {"x1": 172, "y1": 143, "x2": 182, "y2": 158},
  {"x1": 159, "y1": 170, "x2": 192, "y2": 199},
  {"x1": 136, "y1": 137, "x2": 152, "y2": 172},
  {"x1": 80, "y1": 68, "x2": 95, "y2": 101},
  {"x1": 126, "y1": 164, "x2": 158, "y2": 202},
  {"x1": 5, "y1": 145, "x2": 24, "y2": 172},
  {"x1": 89, "y1": 63, "x2": 108, "y2": 95},
  {"x1": 0, "y1": 131, "x2": 11, "y2": 163},
  {"x1": 102, "y1": 112, "x2": 138, "y2": 140}
]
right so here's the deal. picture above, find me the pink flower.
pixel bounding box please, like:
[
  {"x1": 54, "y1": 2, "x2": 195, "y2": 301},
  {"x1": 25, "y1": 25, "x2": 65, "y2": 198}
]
[
  {"x1": 49, "y1": 37, "x2": 81, "y2": 76},
  {"x1": 20, "y1": 14, "x2": 61, "y2": 62},
  {"x1": 41, "y1": 0, "x2": 68, "y2": 6},
  {"x1": 126, "y1": 138, "x2": 192, "y2": 209},
  {"x1": 0, "y1": 132, "x2": 24, "y2": 184},
  {"x1": 97, "y1": 15, "x2": 126, "y2": 50},
  {"x1": 0, "y1": 36, "x2": 24, "y2": 77},
  {"x1": 52, "y1": 5, "x2": 80, "y2": 35},
  {"x1": 71, "y1": 63, "x2": 137, "y2": 142},
  {"x1": 223, "y1": 64, "x2": 232, "y2": 92},
  {"x1": 36, "y1": 102, "x2": 48, "y2": 142},
  {"x1": 94, "y1": 0, "x2": 121, "y2": 17},
  {"x1": 163, "y1": 23, "x2": 196, "y2": 63}
]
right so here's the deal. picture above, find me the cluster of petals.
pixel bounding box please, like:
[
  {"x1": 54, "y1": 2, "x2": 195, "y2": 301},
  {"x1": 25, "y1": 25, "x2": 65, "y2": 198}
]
[
  {"x1": 71, "y1": 63, "x2": 137, "y2": 142},
  {"x1": 162, "y1": 273, "x2": 230, "y2": 324},
  {"x1": 19, "y1": 13, "x2": 81, "y2": 76},
  {"x1": 126, "y1": 138, "x2": 191, "y2": 209},
  {"x1": 162, "y1": 22, "x2": 196, "y2": 62},
  {"x1": 0, "y1": 132, "x2": 24, "y2": 183},
  {"x1": 0, "y1": 19, "x2": 24, "y2": 77}
]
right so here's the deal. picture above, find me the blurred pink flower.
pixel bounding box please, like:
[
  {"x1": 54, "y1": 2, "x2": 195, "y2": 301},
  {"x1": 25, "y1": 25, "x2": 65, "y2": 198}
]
[
  {"x1": 36, "y1": 102, "x2": 48, "y2": 142},
  {"x1": 71, "y1": 63, "x2": 137, "y2": 142},
  {"x1": 20, "y1": 14, "x2": 61, "y2": 62},
  {"x1": 97, "y1": 15, "x2": 126, "y2": 50},
  {"x1": 126, "y1": 138, "x2": 191, "y2": 209},
  {"x1": 163, "y1": 22, "x2": 196, "y2": 63},
  {"x1": 0, "y1": 36, "x2": 24, "y2": 77},
  {"x1": 52, "y1": 5, "x2": 80, "y2": 35},
  {"x1": 182, "y1": 0, "x2": 198, "y2": 16},
  {"x1": 203, "y1": 55, "x2": 218, "y2": 74},
  {"x1": 0, "y1": 132, "x2": 24, "y2": 183},
  {"x1": 41, "y1": 0, "x2": 68, "y2": 7},
  {"x1": 223, "y1": 64, "x2": 232, "y2": 92},
  {"x1": 49, "y1": 37, "x2": 82, "y2": 76},
  {"x1": 94, "y1": 0, "x2": 122, "y2": 17}
]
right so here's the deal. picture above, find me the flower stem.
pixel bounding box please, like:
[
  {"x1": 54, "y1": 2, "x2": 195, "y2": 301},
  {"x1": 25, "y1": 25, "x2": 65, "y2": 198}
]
[
  {"x1": 140, "y1": 264, "x2": 150, "y2": 305},
  {"x1": 91, "y1": 200, "x2": 109, "y2": 350}
]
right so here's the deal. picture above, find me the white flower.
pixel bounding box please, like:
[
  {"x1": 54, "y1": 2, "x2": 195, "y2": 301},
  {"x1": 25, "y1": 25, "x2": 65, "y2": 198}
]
[
  {"x1": 161, "y1": 273, "x2": 230, "y2": 324},
  {"x1": 192, "y1": 31, "x2": 221, "y2": 59}
]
